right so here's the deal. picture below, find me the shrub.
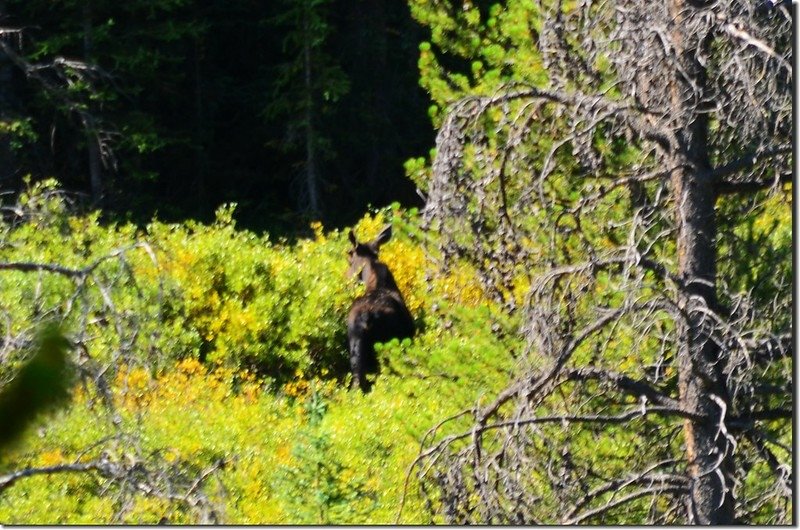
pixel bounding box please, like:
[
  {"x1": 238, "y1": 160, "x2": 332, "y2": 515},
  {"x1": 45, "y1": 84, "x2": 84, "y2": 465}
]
[{"x1": 0, "y1": 182, "x2": 520, "y2": 524}]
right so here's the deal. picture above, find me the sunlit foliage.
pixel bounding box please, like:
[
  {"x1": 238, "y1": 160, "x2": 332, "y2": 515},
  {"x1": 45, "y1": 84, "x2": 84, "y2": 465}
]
[{"x1": 0, "y1": 180, "x2": 516, "y2": 523}]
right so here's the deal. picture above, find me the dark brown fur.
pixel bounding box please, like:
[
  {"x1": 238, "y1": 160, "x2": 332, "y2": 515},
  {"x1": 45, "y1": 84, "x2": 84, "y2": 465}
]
[{"x1": 346, "y1": 225, "x2": 414, "y2": 392}]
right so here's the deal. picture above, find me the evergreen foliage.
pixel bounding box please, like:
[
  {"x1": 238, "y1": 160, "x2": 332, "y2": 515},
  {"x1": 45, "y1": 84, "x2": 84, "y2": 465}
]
[{"x1": 0, "y1": 0, "x2": 430, "y2": 228}]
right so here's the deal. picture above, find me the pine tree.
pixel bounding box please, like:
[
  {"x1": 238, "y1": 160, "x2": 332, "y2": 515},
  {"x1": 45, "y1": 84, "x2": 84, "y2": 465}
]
[{"x1": 265, "y1": 0, "x2": 349, "y2": 217}]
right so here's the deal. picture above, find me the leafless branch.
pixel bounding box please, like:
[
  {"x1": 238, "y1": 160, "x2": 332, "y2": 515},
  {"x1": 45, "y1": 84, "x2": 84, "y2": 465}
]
[
  {"x1": 741, "y1": 429, "x2": 792, "y2": 498},
  {"x1": 719, "y1": 21, "x2": 792, "y2": 75},
  {"x1": 563, "y1": 458, "x2": 686, "y2": 522},
  {"x1": 715, "y1": 171, "x2": 793, "y2": 195},
  {"x1": 563, "y1": 484, "x2": 687, "y2": 525},
  {"x1": 0, "y1": 261, "x2": 89, "y2": 278},
  {"x1": 710, "y1": 145, "x2": 792, "y2": 181},
  {"x1": 0, "y1": 244, "x2": 146, "y2": 279},
  {"x1": 0, "y1": 33, "x2": 119, "y2": 178},
  {"x1": 0, "y1": 462, "x2": 105, "y2": 493},
  {"x1": 566, "y1": 366, "x2": 681, "y2": 410},
  {"x1": 747, "y1": 333, "x2": 792, "y2": 364}
]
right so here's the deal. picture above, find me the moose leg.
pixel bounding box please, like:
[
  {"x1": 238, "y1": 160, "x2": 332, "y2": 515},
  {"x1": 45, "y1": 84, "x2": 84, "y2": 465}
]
[{"x1": 348, "y1": 335, "x2": 371, "y2": 392}]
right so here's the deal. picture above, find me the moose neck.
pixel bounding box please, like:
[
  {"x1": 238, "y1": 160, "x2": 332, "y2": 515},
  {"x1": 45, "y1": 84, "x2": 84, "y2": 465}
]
[{"x1": 361, "y1": 259, "x2": 400, "y2": 293}]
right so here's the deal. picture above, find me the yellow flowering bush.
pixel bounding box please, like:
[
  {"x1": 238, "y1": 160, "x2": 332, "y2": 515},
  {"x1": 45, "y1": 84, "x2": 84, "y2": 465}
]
[{"x1": 0, "y1": 184, "x2": 520, "y2": 524}]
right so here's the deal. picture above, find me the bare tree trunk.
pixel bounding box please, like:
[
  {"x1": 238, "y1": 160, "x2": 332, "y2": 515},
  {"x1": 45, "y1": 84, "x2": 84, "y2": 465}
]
[
  {"x1": 668, "y1": 0, "x2": 734, "y2": 523},
  {"x1": 672, "y1": 162, "x2": 735, "y2": 524},
  {"x1": 82, "y1": 0, "x2": 103, "y2": 203},
  {"x1": 302, "y1": 6, "x2": 320, "y2": 217}
]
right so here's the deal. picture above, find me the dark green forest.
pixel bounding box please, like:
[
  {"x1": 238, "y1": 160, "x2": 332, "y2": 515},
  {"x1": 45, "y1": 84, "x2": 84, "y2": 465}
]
[
  {"x1": 0, "y1": 0, "x2": 432, "y2": 230},
  {"x1": 0, "y1": 0, "x2": 793, "y2": 525}
]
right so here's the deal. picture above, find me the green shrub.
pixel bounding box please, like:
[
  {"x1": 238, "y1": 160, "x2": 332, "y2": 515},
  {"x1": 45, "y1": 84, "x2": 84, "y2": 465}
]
[{"x1": 0, "y1": 181, "x2": 519, "y2": 524}]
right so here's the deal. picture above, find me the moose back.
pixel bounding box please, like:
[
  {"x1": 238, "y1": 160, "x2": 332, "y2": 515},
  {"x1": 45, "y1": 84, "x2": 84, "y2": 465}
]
[{"x1": 346, "y1": 225, "x2": 414, "y2": 392}]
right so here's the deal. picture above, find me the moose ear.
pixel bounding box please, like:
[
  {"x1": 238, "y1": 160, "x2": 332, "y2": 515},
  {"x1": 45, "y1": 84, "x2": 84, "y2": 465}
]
[
  {"x1": 348, "y1": 229, "x2": 358, "y2": 247},
  {"x1": 372, "y1": 224, "x2": 392, "y2": 248}
]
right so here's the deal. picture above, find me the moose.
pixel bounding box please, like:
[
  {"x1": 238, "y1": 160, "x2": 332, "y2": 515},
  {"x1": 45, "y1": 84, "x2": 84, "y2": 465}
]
[{"x1": 346, "y1": 225, "x2": 414, "y2": 392}]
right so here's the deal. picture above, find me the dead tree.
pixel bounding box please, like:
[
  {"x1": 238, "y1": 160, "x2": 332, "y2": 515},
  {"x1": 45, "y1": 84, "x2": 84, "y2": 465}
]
[
  {"x1": 408, "y1": 0, "x2": 792, "y2": 525},
  {"x1": 0, "y1": 28, "x2": 117, "y2": 204}
]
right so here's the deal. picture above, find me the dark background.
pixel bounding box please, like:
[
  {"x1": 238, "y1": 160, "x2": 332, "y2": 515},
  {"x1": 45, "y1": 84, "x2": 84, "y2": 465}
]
[{"x1": 0, "y1": 0, "x2": 434, "y2": 234}]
